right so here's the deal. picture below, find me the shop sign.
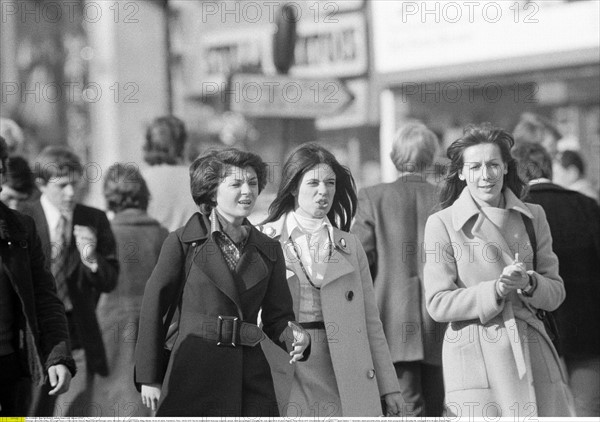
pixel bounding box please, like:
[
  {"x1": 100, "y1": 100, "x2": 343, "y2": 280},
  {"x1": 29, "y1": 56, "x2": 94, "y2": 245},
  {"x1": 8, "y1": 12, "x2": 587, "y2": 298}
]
[
  {"x1": 372, "y1": 0, "x2": 600, "y2": 74},
  {"x1": 291, "y1": 12, "x2": 368, "y2": 78}
]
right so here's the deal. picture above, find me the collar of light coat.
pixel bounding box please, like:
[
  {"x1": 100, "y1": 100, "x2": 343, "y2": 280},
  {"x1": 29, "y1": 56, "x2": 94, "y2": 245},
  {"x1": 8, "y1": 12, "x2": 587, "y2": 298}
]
[
  {"x1": 451, "y1": 187, "x2": 534, "y2": 232},
  {"x1": 259, "y1": 213, "x2": 352, "y2": 255},
  {"x1": 179, "y1": 211, "x2": 274, "y2": 259}
]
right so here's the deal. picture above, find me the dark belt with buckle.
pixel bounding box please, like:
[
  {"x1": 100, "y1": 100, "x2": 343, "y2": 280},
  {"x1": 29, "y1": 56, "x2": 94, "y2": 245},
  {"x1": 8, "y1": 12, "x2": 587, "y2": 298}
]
[{"x1": 194, "y1": 314, "x2": 266, "y2": 347}]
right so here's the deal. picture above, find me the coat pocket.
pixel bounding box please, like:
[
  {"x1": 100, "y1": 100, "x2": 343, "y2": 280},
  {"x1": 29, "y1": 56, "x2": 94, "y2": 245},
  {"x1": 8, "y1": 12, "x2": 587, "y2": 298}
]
[{"x1": 444, "y1": 337, "x2": 490, "y2": 393}]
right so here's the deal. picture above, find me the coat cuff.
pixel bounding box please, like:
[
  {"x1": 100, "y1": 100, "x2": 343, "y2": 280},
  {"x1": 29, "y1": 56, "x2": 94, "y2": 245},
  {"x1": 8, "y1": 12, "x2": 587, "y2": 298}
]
[
  {"x1": 45, "y1": 356, "x2": 77, "y2": 378},
  {"x1": 478, "y1": 279, "x2": 504, "y2": 324}
]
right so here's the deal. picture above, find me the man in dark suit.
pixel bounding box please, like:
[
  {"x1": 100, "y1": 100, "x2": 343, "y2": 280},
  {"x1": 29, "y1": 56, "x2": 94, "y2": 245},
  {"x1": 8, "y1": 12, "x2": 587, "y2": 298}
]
[
  {"x1": 513, "y1": 141, "x2": 600, "y2": 417},
  {"x1": 21, "y1": 146, "x2": 119, "y2": 416},
  {"x1": 1, "y1": 137, "x2": 75, "y2": 416}
]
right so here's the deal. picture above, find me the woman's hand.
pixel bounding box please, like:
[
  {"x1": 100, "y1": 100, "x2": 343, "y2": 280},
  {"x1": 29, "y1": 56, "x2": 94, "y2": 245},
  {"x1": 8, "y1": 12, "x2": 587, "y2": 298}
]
[
  {"x1": 288, "y1": 321, "x2": 310, "y2": 364},
  {"x1": 497, "y1": 253, "x2": 529, "y2": 297},
  {"x1": 383, "y1": 392, "x2": 405, "y2": 416},
  {"x1": 141, "y1": 383, "x2": 162, "y2": 411}
]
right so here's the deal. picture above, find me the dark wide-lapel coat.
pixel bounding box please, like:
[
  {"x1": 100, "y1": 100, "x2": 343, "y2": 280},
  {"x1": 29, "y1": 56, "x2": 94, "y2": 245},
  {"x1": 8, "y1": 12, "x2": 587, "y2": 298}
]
[
  {"x1": 134, "y1": 213, "x2": 295, "y2": 416},
  {"x1": 20, "y1": 200, "x2": 119, "y2": 375},
  {"x1": 0, "y1": 202, "x2": 75, "y2": 387}
]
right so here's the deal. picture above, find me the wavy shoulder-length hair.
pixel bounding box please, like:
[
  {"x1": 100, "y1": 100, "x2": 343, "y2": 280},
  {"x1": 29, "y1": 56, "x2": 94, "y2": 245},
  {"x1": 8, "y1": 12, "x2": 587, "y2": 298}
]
[
  {"x1": 189, "y1": 147, "x2": 267, "y2": 215},
  {"x1": 439, "y1": 123, "x2": 527, "y2": 210},
  {"x1": 263, "y1": 143, "x2": 357, "y2": 232}
]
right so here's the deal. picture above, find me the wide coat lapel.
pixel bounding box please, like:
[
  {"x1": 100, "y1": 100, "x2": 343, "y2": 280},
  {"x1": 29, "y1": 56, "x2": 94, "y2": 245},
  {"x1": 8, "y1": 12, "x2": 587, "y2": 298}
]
[
  {"x1": 236, "y1": 227, "x2": 271, "y2": 291},
  {"x1": 182, "y1": 213, "x2": 242, "y2": 316},
  {"x1": 452, "y1": 188, "x2": 514, "y2": 271},
  {"x1": 261, "y1": 215, "x2": 355, "y2": 290},
  {"x1": 28, "y1": 201, "x2": 51, "y2": 259},
  {"x1": 319, "y1": 228, "x2": 355, "y2": 289}
]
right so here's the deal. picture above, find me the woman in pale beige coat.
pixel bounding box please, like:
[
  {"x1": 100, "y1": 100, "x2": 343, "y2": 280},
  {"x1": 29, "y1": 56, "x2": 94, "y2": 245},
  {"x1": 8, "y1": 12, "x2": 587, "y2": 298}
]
[
  {"x1": 260, "y1": 143, "x2": 403, "y2": 417},
  {"x1": 424, "y1": 124, "x2": 574, "y2": 418}
]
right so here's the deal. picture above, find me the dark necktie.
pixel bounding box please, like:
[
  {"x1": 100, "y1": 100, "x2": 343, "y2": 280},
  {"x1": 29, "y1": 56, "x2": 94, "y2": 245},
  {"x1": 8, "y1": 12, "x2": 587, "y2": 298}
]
[{"x1": 51, "y1": 214, "x2": 72, "y2": 311}]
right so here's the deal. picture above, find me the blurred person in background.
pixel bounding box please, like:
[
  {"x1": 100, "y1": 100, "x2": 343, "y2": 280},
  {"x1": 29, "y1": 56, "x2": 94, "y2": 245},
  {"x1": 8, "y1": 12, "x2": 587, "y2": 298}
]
[
  {"x1": 352, "y1": 122, "x2": 445, "y2": 417},
  {"x1": 21, "y1": 146, "x2": 119, "y2": 416},
  {"x1": 92, "y1": 163, "x2": 168, "y2": 417},
  {"x1": 424, "y1": 124, "x2": 573, "y2": 417},
  {"x1": 142, "y1": 115, "x2": 198, "y2": 232},
  {"x1": 513, "y1": 142, "x2": 600, "y2": 417},
  {"x1": 513, "y1": 112, "x2": 562, "y2": 158},
  {"x1": 1, "y1": 137, "x2": 74, "y2": 416},
  {"x1": 260, "y1": 143, "x2": 404, "y2": 417},
  {"x1": 552, "y1": 150, "x2": 599, "y2": 203},
  {"x1": 0, "y1": 118, "x2": 26, "y2": 157},
  {"x1": 0, "y1": 156, "x2": 35, "y2": 210}
]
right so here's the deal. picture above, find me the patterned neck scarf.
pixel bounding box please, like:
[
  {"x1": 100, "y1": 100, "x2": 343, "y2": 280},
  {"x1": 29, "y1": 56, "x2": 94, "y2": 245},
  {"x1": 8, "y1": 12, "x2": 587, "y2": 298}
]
[{"x1": 210, "y1": 209, "x2": 250, "y2": 272}]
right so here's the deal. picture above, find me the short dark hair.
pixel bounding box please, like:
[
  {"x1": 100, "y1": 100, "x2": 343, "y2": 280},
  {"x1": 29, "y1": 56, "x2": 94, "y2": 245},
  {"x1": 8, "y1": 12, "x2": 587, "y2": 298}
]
[
  {"x1": 103, "y1": 163, "x2": 150, "y2": 213},
  {"x1": 33, "y1": 145, "x2": 83, "y2": 183},
  {"x1": 262, "y1": 143, "x2": 357, "y2": 232},
  {"x1": 144, "y1": 115, "x2": 188, "y2": 165},
  {"x1": 189, "y1": 147, "x2": 267, "y2": 214},
  {"x1": 440, "y1": 123, "x2": 528, "y2": 209},
  {"x1": 3, "y1": 156, "x2": 35, "y2": 195},
  {"x1": 512, "y1": 141, "x2": 553, "y2": 181},
  {"x1": 557, "y1": 150, "x2": 585, "y2": 176}
]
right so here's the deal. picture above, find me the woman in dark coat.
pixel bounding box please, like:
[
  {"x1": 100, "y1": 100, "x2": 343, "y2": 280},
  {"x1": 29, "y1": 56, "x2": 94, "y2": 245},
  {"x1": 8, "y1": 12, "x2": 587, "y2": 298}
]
[
  {"x1": 135, "y1": 148, "x2": 309, "y2": 417},
  {"x1": 93, "y1": 164, "x2": 168, "y2": 417}
]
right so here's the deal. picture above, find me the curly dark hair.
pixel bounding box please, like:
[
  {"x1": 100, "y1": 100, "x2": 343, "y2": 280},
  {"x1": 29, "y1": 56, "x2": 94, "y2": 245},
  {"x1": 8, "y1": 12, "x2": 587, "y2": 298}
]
[
  {"x1": 189, "y1": 147, "x2": 267, "y2": 214},
  {"x1": 262, "y1": 143, "x2": 357, "y2": 232},
  {"x1": 103, "y1": 163, "x2": 150, "y2": 213},
  {"x1": 439, "y1": 123, "x2": 528, "y2": 210}
]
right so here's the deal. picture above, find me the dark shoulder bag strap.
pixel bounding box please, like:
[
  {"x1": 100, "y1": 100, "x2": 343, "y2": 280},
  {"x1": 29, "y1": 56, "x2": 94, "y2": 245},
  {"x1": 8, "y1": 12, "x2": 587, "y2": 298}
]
[
  {"x1": 522, "y1": 213, "x2": 562, "y2": 353},
  {"x1": 521, "y1": 213, "x2": 537, "y2": 270}
]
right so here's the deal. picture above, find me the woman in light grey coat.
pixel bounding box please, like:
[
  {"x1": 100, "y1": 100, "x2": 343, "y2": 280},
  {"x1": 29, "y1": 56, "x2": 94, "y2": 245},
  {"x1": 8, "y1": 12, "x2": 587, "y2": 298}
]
[
  {"x1": 261, "y1": 143, "x2": 404, "y2": 417},
  {"x1": 424, "y1": 124, "x2": 574, "y2": 417}
]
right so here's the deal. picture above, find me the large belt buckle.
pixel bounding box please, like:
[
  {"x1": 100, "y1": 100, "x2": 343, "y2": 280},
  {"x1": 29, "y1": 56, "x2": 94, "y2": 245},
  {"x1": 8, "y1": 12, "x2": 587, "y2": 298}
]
[{"x1": 217, "y1": 315, "x2": 239, "y2": 347}]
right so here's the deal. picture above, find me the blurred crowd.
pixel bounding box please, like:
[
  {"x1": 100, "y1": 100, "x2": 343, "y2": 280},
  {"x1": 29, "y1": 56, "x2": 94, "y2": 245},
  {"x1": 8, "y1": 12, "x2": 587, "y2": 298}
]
[{"x1": 0, "y1": 111, "x2": 598, "y2": 418}]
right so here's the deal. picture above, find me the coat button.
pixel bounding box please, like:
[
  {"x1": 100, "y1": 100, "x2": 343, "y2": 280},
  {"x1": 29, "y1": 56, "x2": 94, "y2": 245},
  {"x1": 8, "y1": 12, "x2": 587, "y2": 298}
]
[
  {"x1": 367, "y1": 369, "x2": 376, "y2": 379},
  {"x1": 346, "y1": 290, "x2": 354, "y2": 301},
  {"x1": 340, "y1": 238, "x2": 346, "y2": 248}
]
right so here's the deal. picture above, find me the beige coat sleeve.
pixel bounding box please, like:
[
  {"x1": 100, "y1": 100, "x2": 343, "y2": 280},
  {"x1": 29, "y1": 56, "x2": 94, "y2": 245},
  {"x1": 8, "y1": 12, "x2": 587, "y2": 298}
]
[{"x1": 424, "y1": 213, "x2": 505, "y2": 324}]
